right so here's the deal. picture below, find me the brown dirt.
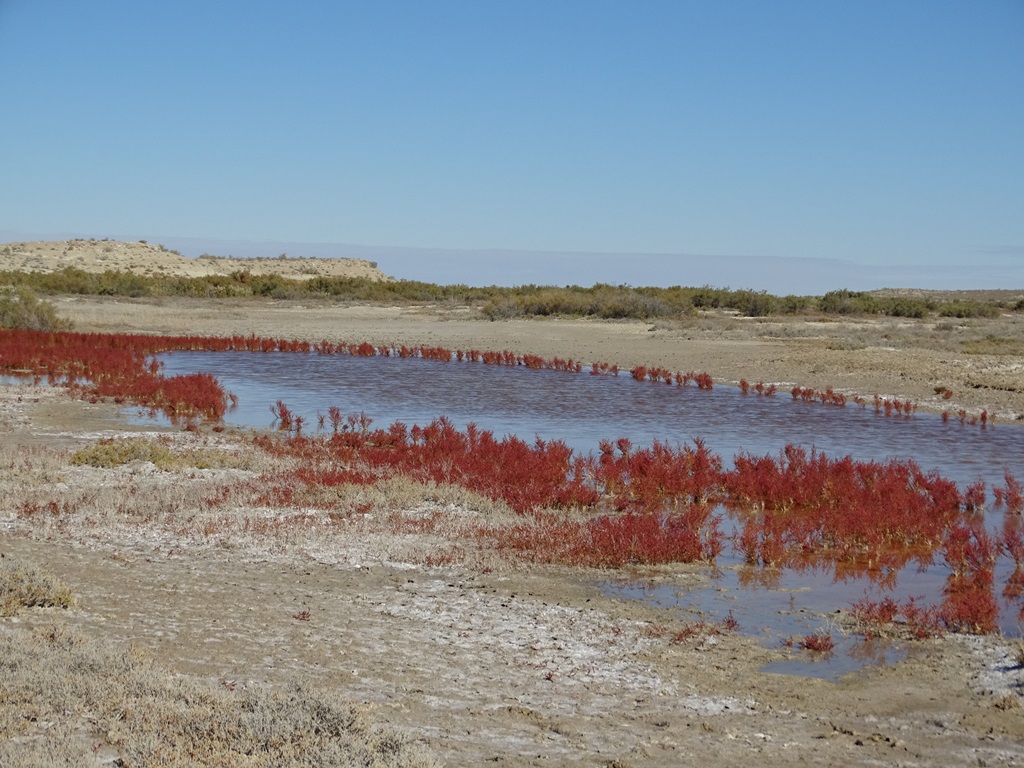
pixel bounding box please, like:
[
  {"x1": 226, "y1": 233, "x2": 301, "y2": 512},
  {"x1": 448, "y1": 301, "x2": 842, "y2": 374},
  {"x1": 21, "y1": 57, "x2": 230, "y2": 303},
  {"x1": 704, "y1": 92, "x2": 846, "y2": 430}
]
[{"x1": 2, "y1": 296, "x2": 1024, "y2": 765}]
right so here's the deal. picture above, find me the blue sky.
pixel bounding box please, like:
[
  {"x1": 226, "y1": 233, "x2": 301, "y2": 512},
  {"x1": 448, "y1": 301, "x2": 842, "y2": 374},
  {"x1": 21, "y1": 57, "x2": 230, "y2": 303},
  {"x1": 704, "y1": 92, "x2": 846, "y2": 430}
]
[{"x1": 1, "y1": 1, "x2": 1022, "y2": 292}]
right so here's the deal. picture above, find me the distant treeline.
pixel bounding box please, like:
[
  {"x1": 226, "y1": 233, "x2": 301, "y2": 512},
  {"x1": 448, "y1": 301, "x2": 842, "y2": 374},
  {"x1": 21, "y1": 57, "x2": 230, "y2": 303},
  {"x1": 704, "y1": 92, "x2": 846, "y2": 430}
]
[{"x1": 1, "y1": 267, "x2": 1020, "y2": 321}]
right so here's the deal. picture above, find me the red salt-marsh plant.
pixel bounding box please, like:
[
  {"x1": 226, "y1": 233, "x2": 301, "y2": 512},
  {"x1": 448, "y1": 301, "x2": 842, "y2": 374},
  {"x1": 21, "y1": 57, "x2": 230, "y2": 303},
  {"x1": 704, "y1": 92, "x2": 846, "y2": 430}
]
[
  {"x1": 851, "y1": 596, "x2": 943, "y2": 640},
  {"x1": 797, "y1": 633, "x2": 836, "y2": 654},
  {"x1": 499, "y1": 504, "x2": 724, "y2": 568},
  {"x1": 671, "y1": 612, "x2": 739, "y2": 643},
  {"x1": 246, "y1": 408, "x2": 1010, "y2": 615},
  {"x1": 994, "y1": 470, "x2": 1023, "y2": 514},
  {"x1": 724, "y1": 444, "x2": 964, "y2": 570},
  {"x1": 0, "y1": 329, "x2": 234, "y2": 420},
  {"x1": 940, "y1": 522, "x2": 1000, "y2": 634}
]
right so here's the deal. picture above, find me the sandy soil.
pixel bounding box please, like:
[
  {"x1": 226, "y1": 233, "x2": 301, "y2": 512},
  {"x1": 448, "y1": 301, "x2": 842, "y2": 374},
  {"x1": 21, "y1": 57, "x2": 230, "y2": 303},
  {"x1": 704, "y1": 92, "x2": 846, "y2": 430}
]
[
  {"x1": 0, "y1": 239, "x2": 391, "y2": 281},
  {"x1": 2, "y1": 251, "x2": 1024, "y2": 764}
]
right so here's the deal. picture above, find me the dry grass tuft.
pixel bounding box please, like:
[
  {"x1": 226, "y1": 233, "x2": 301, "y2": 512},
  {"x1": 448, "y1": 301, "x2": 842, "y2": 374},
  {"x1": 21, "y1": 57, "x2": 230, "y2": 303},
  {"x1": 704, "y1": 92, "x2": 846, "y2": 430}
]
[
  {"x1": 0, "y1": 555, "x2": 75, "y2": 616},
  {"x1": 961, "y1": 334, "x2": 1024, "y2": 357},
  {"x1": 1012, "y1": 639, "x2": 1024, "y2": 671},
  {"x1": 69, "y1": 435, "x2": 263, "y2": 471},
  {"x1": 0, "y1": 624, "x2": 438, "y2": 767}
]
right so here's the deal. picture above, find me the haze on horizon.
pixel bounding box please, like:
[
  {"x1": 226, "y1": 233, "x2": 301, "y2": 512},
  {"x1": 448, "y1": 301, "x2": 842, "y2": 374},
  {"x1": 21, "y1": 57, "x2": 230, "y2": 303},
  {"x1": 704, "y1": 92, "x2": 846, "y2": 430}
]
[{"x1": 1, "y1": 2, "x2": 1021, "y2": 293}]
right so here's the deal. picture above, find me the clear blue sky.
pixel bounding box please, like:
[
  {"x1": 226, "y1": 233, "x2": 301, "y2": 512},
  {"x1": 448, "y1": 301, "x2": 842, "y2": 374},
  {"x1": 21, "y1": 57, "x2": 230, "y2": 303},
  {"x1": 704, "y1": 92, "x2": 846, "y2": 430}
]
[{"x1": 1, "y1": 1, "x2": 1022, "y2": 291}]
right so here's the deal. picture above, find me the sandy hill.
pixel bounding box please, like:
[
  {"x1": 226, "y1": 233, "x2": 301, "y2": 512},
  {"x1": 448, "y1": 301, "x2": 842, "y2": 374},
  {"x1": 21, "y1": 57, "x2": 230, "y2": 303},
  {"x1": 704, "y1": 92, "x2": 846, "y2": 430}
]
[
  {"x1": 869, "y1": 287, "x2": 1024, "y2": 303},
  {"x1": 0, "y1": 239, "x2": 394, "y2": 282}
]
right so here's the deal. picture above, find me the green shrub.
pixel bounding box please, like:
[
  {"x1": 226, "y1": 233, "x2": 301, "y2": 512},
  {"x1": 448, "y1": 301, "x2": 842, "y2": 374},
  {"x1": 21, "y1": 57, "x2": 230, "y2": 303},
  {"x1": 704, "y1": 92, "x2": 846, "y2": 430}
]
[
  {"x1": 690, "y1": 286, "x2": 728, "y2": 309},
  {"x1": 0, "y1": 287, "x2": 73, "y2": 331},
  {"x1": 778, "y1": 294, "x2": 813, "y2": 314},
  {"x1": 940, "y1": 301, "x2": 1000, "y2": 319},
  {"x1": 736, "y1": 290, "x2": 778, "y2": 317},
  {"x1": 884, "y1": 298, "x2": 931, "y2": 318},
  {"x1": 818, "y1": 289, "x2": 880, "y2": 315},
  {"x1": 482, "y1": 298, "x2": 525, "y2": 320},
  {"x1": 18, "y1": 262, "x2": 1012, "y2": 323}
]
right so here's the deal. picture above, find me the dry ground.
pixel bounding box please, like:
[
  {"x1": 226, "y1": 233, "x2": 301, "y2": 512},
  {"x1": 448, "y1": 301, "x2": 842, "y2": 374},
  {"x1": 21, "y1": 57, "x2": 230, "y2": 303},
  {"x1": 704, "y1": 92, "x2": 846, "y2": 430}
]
[{"x1": 2, "y1": 291, "x2": 1024, "y2": 765}]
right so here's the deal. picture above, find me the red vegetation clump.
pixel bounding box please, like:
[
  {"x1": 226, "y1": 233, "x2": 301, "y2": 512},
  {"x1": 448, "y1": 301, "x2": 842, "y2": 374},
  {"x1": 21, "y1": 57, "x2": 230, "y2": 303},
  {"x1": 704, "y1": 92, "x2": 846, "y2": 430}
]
[
  {"x1": 253, "y1": 415, "x2": 599, "y2": 515},
  {"x1": 631, "y1": 366, "x2": 713, "y2": 390},
  {"x1": 939, "y1": 522, "x2": 1000, "y2": 633},
  {"x1": 797, "y1": 633, "x2": 835, "y2": 653},
  {"x1": 993, "y1": 470, "x2": 1023, "y2": 514},
  {"x1": 595, "y1": 437, "x2": 723, "y2": 510},
  {"x1": 239, "y1": 403, "x2": 1015, "y2": 630},
  {"x1": 724, "y1": 445, "x2": 963, "y2": 572},
  {"x1": 790, "y1": 386, "x2": 847, "y2": 407},
  {"x1": 1002, "y1": 517, "x2": 1024, "y2": 599},
  {"x1": 0, "y1": 329, "x2": 233, "y2": 420},
  {"x1": 672, "y1": 612, "x2": 738, "y2": 643},
  {"x1": 502, "y1": 504, "x2": 723, "y2": 568},
  {"x1": 247, "y1": 406, "x2": 1013, "y2": 618},
  {"x1": 851, "y1": 596, "x2": 943, "y2": 639}
]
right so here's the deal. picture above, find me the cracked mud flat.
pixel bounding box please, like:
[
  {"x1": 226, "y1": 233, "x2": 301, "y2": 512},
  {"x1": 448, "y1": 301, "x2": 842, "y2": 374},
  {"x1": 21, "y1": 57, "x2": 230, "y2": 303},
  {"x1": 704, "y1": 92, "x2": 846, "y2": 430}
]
[{"x1": 2, "y1": 298, "x2": 1024, "y2": 765}]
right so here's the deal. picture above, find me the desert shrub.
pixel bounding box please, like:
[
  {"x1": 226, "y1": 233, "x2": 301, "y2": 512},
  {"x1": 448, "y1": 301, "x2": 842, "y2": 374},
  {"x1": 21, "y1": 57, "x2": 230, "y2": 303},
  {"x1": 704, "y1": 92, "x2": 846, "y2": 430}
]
[
  {"x1": 482, "y1": 298, "x2": 525, "y2": 320},
  {"x1": 15, "y1": 260, "x2": 993, "y2": 322},
  {"x1": 940, "y1": 301, "x2": 1000, "y2": 319},
  {"x1": 591, "y1": 288, "x2": 671, "y2": 319},
  {"x1": 94, "y1": 270, "x2": 152, "y2": 297},
  {"x1": 0, "y1": 556, "x2": 75, "y2": 616},
  {"x1": 778, "y1": 294, "x2": 813, "y2": 314},
  {"x1": 520, "y1": 287, "x2": 591, "y2": 316},
  {"x1": 736, "y1": 290, "x2": 778, "y2": 317},
  {"x1": 884, "y1": 298, "x2": 931, "y2": 318},
  {"x1": 818, "y1": 289, "x2": 880, "y2": 315},
  {"x1": 688, "y1": 285, "x2": 729, "y2": 309},
  {"x1": 482, "y1": 285, "x2": 680, "y2": 321},
  {"x1": 818, "y1": 291, "x2": 935, "y2": 317},
  {"x1": 0, "y1": 287, "x2": 72, "y2": 331}
]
